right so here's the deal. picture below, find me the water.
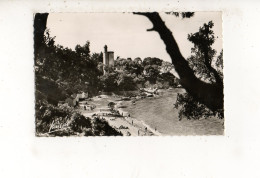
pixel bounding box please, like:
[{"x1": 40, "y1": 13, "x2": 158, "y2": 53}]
[{"x1": 122, "y1": 89, "x2": 224, "y2": 135}]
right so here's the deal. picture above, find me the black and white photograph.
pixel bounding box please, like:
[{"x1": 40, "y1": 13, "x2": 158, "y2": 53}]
[
  {"x1": 34, "y1": 12, "x2": 224, "y2": 136},
  {"x1": 3, "y1": 1, "x2": 260, "y2": 178}
]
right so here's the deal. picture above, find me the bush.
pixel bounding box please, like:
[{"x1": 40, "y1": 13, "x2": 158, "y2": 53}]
[
  {"x1": 91, "y1": 117, "x2": 123, "y2": 136},
  {"x1": 36, "y1": 100, "x2": 122, "y2": 136},
  {"x1": 174, "y1": 93, "x2": 223, "y2": 120},
  {"x1": 70, "y1": 113, "x2": 93, "y2": 135},
  {"x1": 35, "y1": 76, "x2": 67, "y2": 105},
  {"x1": 35, "y1": 100, "x2": 73, "y2": 134}
]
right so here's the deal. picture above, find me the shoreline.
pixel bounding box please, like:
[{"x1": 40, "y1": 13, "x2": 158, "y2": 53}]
[
  {"x1": 116, "y1": 106, "x2": 163, "y2": 136},
  {"x1": 80, "y1": 95, "x2": 162, "y2": 136},
  {"x1": 78, "y1": 89, "x2": 224, "y2": 136}
]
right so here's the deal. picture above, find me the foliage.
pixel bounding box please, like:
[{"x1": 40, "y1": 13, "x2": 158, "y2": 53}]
[
  {"x1": 174, "y1": 93, "x2": 217, "y2": 120},
  {"x1": 75, "y1": 42, "x2": 90, "y2": 59},
  {"x1": 144, "y1": 64, "x2": 160, "y2": 84},
  {"x1": 174, "y1": 21, "x2": 224, "y2": 119},
  {"x1": 142, "y1": 57, "x2": 163, "y2": 67},
  {"x1": 35, "y1": 31, "x2": 103, "y2": 96},
  {"x1": 35, "y1": 100, "x2": 74, "y2": 134},
  {"x1": 165, "y1": 12, "x2": 195, "y2": 18},
  {"x1": 91, "y1": 52, "x2": 103, "y2": 64},
  {"x1": 133, "y1": 57, "x2": 142, "y2": 64},
  {"x1": 35, "y1": 76, "x2": 67, "y2": 105},
  {"x1": 35, "y1": 100, "x2": 122, "y2": 136},
  {"x1": 70, "y1": 114, "x2": 92, "y2": 135},
  {"x1": 187, "y1": 21, "x2": 219, "y2": 83},
  {"x1": 216, "y1": 50, "x2": 223, "y2": 79},
  {"x1": 114, "y1": 57, "x2": 144, "y2": 75},
  {"x1": 161, "y1": 61, "x2": 175, "y2": 73},
  {"x1": 117, "y1": 73, "x2": 136, "y2": 90},
  {"x1": 108, "y1": 102, "x2": 116, "y2": 110},
  {"x1": 91, "y1": 117, "x2": 123, "y2": 136},
  {"x1": 99, "y1": 72, "x2": 119, "y2": 92},
  {"x1": 34, "y1": 20, "x2": 122, "y2": 136},
  {"x1": 157, "y1": 72, "x2": 176, "y2": 88},
  {"x1": 102, "y1": 56, "x2": 177, "y2": 91},
  {"x1": 134, "y1": 12, "x2": 223, "y2": 121}
]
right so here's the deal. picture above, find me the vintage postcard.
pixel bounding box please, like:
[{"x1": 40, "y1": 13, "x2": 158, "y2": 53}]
[
  {"x1": 34, "y1": 12, "x2": 224, "y2": 136},
  {"x1": 2, "y1": 0, "x2": 260, "y2": 178}
]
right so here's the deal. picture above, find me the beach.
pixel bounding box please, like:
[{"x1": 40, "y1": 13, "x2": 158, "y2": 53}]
[
  {"x1": 120, "y1": 89, "x2": 224, "y2": 135},
  {"x1": 79, "y1": 89, "x2": 224, "y2": 136},
  {"x1": 79, "y1": 94, "x2": 161, "y2": 136}
]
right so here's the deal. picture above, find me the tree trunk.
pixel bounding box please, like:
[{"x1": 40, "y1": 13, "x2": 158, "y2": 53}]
[
  {"x1": 34, "y1": 13, "x2": 49, "y2": 56},
  {"x1": 134, "y1": 12, "x2": 223, "y2": 114}
]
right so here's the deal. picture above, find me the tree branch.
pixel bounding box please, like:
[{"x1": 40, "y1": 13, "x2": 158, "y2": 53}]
[
  {"x1": 147, "y1": 27, "x2": 155, "y2": 31},
  {"x1": 134, "y1": 12, "x2": 223, "y2": 112},
  {"x1": 206, "y1": 57, "x2": 223, "y2": 84},
  {"x1": 202, "y1": 42, "x2": 223, "y2": 84}
]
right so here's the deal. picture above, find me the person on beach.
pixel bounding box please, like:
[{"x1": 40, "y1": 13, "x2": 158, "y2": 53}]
[
  {"x1": 138, "y1": 129, "x2": 139, "y2": 136},
  {"x1": 155, "y1": 127, "x2": 157, "y2": 132},
  {"x1": 132, "y1": 120, "x2": 133, "y2": 125},
  {"x1": 145, "y1": 127, "x2": 147, "y2": 132}
]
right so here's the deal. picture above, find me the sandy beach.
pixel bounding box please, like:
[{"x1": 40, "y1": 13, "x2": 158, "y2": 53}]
[
  {"x1": 78, "y1": 89, "x2": 224, "y2": 136},
  {"x1": 79, "y1": 95, "x2": 162, "y2": 136}
]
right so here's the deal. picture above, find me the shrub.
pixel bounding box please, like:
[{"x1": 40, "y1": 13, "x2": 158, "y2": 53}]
[
  {"x1": 36, "y1": 100, "x2": 122, "y2": 136},
  {"x1": 91, "y1": 117, "x2": 123, "y2": 136}
]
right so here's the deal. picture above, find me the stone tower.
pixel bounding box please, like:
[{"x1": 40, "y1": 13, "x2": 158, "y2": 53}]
[{"x1": 103, "y1": 45, "x2": 114, "y2": 74}]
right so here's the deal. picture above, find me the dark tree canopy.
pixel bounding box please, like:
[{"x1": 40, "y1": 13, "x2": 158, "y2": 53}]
[{"x1": 165, "y1": 12, "x2": 195, "y2": 18}]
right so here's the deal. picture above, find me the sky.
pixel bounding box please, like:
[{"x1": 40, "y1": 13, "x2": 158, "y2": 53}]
[{"x1": 47, "y1": 12, "x2": 222, "y2": 62}]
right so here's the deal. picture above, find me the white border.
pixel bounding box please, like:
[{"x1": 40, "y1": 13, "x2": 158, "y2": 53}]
[{"x1": 0, "y1": 0, "x2": 259, "y2": 177}]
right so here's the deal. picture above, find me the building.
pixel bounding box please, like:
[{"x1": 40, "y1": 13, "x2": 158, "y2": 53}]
[
  {"x1": 64, "y1": 92, "x2": 88, "y2": 107},
  {"x1": 76, "y1": 92, "x2": 88, "y2": 101},
  {"x1": 103, "y1": 45, "x2": 114, "y2": 74}
]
